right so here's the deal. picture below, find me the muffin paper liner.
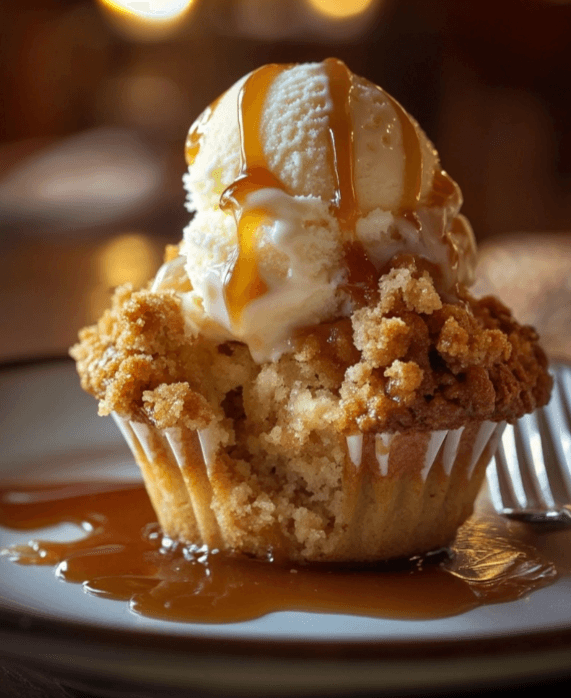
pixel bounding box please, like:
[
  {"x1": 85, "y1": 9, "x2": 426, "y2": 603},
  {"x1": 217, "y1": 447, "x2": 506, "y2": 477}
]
[
  {"x1": 345, "y1": 422, "x2": 506, "y2": 480},
  {"x1": 112, "y1": 413, "x2": 506, "y2": 562}
]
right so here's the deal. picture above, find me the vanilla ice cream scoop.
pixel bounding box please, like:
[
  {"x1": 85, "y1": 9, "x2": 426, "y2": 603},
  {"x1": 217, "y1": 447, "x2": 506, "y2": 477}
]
[{"x1": 173, "y1": 59, "x2": 476, "y2": 362}]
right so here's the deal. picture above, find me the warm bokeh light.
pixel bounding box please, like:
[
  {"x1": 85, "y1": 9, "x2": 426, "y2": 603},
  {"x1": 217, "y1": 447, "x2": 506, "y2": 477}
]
[
  {"x1": 101, "y1": 0, "x2": 195, "y2": 20},
  {"x1": 91, "y1": 231, "x2": 160, "y2": 324},
  {"x1": 98, "y1": 0, "x2": 196, "y2": 40},
  {"x1": 306, "y1": 0, "x2": 376, "y2": 20},
  {"x1": 96, "y1": 233, "x2": 160, "y2": 289}
]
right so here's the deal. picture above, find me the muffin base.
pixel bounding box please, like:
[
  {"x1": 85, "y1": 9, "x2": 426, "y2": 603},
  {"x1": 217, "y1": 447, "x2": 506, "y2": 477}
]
[{"x1": 113, "y1": 414, "x2": 505, "y2": 563}]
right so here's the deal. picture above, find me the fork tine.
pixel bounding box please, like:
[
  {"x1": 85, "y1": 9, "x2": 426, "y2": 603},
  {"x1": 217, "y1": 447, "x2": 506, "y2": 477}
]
[
  {"x1": 551, "y1": 367, "x2": 571, "y2": 496},
  {"x1": 537, "y1": 395, "x2": 571, "y2": 506},
  {"x1": 487, "y1": 363, "x2": 571, "y2": 524},
  {"x1": 499, "y1": 424, "x2": 528, "y2": 508},
  {"x1": 488, "y1": 440, "x2": 520, "y2": 513},
  {"x1": 514, "y1": 416, "x2": 555, "y2": 511}
]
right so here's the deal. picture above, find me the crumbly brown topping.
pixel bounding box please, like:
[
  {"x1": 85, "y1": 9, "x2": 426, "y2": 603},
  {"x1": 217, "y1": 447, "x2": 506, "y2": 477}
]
[
  {"x1": 71, "y1": 257, "x2": 552, "y2": 445},
  {"x1": 338, "y1": 260, "x2": 550, "y2": 432}
]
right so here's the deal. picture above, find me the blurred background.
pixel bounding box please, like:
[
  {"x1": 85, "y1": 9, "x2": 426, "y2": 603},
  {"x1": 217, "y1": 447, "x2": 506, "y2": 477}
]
[{"x1": 1, "y1": 0, "x2": 571, "y2": 362}]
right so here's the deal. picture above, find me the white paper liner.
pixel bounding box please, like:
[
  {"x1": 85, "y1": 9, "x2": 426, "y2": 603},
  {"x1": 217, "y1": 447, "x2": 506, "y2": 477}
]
[
  {"x1": 442, "y1": 427, "x2": 465, "y2": 476},
  {"x1": 421, "y1": 430, "x2": 448, "y2": 480},
  {"x1": 375, "y1": 434, "x2": 393, "y2": 476},
  {"x1": 163, "y1": 427, "x2": 219, "y2": 544},
  {"x1": 129, "y1": 422, "x2": 155, "y2": 463},
  {"x1": 346, "y1": 421, "x2": 506, "y2": 481},
  {"x1": 197, "y1": 425, "x2": 220, "y2": 473},
  {"x1": 117, "y1": 412, "x2": 507, "y2": 492},
  {"x1": 467, "y1": 421, "x2": 500, "y2": 479},
  {"x1": 112, "y1": 412, "x2": 139, "y2": 454},
  {"x1": 346, "y1": 434, "x2": 363, "y2": 468},
  {"x1": 112, "y1": 412, "x2": 508, "y2": 560}
]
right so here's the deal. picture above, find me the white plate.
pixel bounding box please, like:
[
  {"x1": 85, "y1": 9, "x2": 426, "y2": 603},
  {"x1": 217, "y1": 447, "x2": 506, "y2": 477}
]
[{"x1": 2, "y1": 359, "x2": 571, "y2": 696}]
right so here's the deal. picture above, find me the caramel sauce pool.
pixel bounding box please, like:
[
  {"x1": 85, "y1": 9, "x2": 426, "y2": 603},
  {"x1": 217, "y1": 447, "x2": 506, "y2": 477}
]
[{"x1": 0, "y1": 481, "x2": 559, "y2": 624}]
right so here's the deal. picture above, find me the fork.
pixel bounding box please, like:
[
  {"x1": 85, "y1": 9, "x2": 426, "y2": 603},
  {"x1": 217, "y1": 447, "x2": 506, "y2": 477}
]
[{"x1": 487, "y1": 362, "x2": 571, "y2": 524}]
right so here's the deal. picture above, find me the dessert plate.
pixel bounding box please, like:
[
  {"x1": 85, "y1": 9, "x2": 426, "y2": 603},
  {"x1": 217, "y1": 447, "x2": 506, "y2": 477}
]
[{"x1": 2, "y1": 358, "x2": 571, "y2": 697}]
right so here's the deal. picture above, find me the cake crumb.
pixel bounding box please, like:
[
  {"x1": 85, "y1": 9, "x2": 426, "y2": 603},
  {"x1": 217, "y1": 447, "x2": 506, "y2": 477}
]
[
  {"x1": 352, "y1": 314, "x2": 411, "y2": 368},
  {"x1": 435, "y1": 309, "x2": 512, "y2": 372},
  {"x1": 384, "y1": 360, "x2": 424, "y2": 401},
  {"x1": 378, "y1": 264, "x2": 443, "y2": 315},
  {"x1": 143, "y1": 383, "x2": 213, "y2": 430}
]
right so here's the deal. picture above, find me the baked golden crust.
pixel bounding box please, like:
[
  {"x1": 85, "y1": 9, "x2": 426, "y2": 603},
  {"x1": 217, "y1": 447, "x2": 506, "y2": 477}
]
[{"x1": 71, "y1": 257, "x2": 551, "y2": 440}]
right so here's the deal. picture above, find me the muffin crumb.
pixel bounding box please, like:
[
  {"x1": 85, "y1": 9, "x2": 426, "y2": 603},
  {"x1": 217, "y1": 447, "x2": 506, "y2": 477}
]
[
  {"x1": 378, "y1": 263, "x2": 443, "y2": 315},
  {"x1": 143, "y1": 383, "x2": 213, "y2": 430},
  {"x1": 384, "y1": 360, "x2": 424, "y2": 401}
]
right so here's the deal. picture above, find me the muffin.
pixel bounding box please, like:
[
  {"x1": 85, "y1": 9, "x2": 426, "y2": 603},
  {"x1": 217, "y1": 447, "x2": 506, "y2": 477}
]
[{"x1": 71, "y1": 59, "x2": 551, "y2": 563}]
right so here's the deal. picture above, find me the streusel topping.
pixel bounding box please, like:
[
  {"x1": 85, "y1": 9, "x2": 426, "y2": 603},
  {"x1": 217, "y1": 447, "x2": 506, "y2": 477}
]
[{"x1": 71, "y1": 256, "x2": 551, "y2": 448}]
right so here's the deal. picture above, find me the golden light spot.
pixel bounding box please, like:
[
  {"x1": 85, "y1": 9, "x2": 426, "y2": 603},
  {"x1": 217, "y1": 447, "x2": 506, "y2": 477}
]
[
  {"x1": 306, "y1": 0, "x2": 376, "y2": 20},
  {"x1": 96, "y1": 233, "x2": 160, "y2": 288},
  {"x1": 98, "y1": 0, "x2": 196, "y2": 40}
]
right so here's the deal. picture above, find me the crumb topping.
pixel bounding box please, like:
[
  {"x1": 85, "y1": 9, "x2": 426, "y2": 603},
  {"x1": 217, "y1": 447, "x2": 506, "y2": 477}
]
[
  {"x1": 71, "y1": 257, "x2": 551, "y2": 443},
  {"x1": 376, "y1": 263, "x2": 443, "y2": 315}
]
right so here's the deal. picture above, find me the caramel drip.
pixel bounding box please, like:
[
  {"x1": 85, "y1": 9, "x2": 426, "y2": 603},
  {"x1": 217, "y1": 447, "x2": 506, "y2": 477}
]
[
  {"x1": 428, "y1": 169, "x2": 458, "y2": 208},
  {"x1": 323, "y1": 58, "x2": 378, "y2": 307},
  {"x1": 221, "y1": 64, "x2": 290, "y2": 325},
  {"x1": 0, "y1": 481, "x2": 559, "y2": 625},
  {"x1": 323, "y1": 58, "x2": 358, "y2": 231},
  {"x1": 380, "y1": 90, "x2": 424, "y2": 214},
  {"x1": 445, "y1": 215, "x2": 475, "y2": 286},
  {"x1": 221, "y1": 59, "x2": 380, "y2": 320},
  {"x1": 184, "y1": 96, "x2": 222, "y2": 167}
]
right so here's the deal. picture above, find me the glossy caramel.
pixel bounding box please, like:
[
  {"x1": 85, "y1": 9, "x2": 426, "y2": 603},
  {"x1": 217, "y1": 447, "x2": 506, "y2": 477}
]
[
  {"x1": 428, "y1": 169, "x2": 459, "y2": 208},
  {"x1": 380, "y1": 90, "x2": 423, "y2": 213},
  {"x1": 322, "y1": 58, "x2": 378, "y2": 307},
  {"x1": 220, "y1": 64, "x2": 290, "y2": 324},
  {"x1": 184, "y1": 97, "x2": 221, "y2": 168},
  {"x1": 0, "y1": 481, "x2": 559, "y2": 624}
]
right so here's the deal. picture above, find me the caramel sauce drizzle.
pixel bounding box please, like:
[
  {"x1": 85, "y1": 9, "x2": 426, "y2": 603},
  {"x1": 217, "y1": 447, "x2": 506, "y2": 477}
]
[
  {"x1": 0, "y1": 481, "x2": 559, "y2": 625},
  {"x1": 220, "y1": 59, "x2": 382, "y2": 320},
  {"x1": 323, "y1": 58, "x2": 378, "y2": 307},
  {"x1": 220, "y1": 64, "x2": 290, "y2": 325},
  {"x1": 380, "y1": 91, "x2": 424, "y2": 214},
  {"x1": 428, "y1": 169, "x2": 458, "y2": 208},
  {"x1": 184, "y1": 96, "x2": 222, "y2": 168},
  {"x1": 447, "y1": 215, "x2": 473, "y2": 283},
  {"x1": 322, "y1": 58, "x2": 359, "y2": 232}
]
